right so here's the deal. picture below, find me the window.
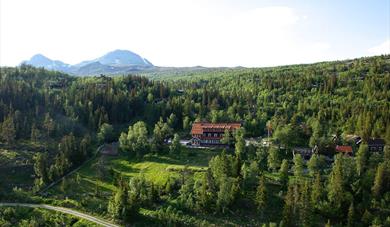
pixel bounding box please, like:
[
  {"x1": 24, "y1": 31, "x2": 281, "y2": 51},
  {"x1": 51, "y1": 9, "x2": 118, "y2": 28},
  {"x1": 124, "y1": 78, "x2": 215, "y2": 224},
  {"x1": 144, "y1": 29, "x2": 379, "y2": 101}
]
[{"x1": 214, "y1": 133, "x2": 218, "y2": 137}]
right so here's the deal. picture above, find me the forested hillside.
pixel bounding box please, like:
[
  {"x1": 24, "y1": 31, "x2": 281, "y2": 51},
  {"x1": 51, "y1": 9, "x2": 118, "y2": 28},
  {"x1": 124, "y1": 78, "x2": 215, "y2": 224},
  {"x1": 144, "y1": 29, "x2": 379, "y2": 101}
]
[{"x1": 0, "y1": 55, "x2": 389, "y2": 226}]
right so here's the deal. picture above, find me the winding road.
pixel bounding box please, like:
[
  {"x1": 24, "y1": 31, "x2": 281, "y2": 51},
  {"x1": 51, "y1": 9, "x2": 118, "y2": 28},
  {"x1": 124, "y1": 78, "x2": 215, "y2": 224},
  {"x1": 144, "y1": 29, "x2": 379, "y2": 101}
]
[{"x1": 0, "y1": 203, "x2": 120, "y2": 227}]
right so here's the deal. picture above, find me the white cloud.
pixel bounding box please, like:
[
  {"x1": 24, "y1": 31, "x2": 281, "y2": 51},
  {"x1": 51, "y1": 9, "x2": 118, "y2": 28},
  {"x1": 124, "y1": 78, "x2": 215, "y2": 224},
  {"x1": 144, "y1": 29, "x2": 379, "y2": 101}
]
[
  {"x1": 368, "y1": 40, "x2": 390, "y2": 55},
  {"x1": 0, "y1": 0, "x2": 333, "y2": 67}
]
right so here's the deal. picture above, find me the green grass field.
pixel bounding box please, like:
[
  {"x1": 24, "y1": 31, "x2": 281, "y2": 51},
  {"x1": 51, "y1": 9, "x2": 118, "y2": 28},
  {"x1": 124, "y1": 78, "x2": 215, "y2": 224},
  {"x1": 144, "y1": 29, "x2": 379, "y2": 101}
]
[
  {"x1": 44, "y1": 147, "x2": 285, "y2": 226},
  {"x1": 44, "y1": 148, "x2": 219, "y2": 220}
]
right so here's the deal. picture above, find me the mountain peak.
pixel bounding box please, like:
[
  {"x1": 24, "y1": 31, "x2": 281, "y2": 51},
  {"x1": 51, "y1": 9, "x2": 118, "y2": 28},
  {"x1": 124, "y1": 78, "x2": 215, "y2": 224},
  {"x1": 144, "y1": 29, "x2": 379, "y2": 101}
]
[
  {"x1": 29, "y1": 54, "x2": 52, "y2": 63},
  {"x1": 22, "y1": 49, "x2": 153, "y2": 75},
  {"x1": 97, "y1": 49, "x2": 153, "y2": 67},
  {"x1": 23, "y1": 54, "x2": 69, "y2": 71}
]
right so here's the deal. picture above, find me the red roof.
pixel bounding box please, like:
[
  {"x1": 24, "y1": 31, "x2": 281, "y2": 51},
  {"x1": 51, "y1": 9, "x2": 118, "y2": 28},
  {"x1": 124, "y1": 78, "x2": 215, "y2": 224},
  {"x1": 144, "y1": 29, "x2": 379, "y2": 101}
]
[
  {"x1": 336, "y1": 145, "x2": 353, "y2": 153},
  {"x1": 191, "y1": 122, "x2": 241, "y2": 135}
]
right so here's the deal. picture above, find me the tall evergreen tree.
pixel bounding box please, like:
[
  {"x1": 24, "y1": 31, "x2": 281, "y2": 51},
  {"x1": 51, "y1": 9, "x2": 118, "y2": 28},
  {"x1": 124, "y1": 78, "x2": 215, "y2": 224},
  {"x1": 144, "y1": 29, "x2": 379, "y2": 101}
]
[
  {"x1": 371, "y1": 162, "x2": 385, "y2": 199},
  {"x1": 268, "y1": 147, "x2": 281, "y2": 172},
  {"x1": 255, "y1": 175, "x2": 267, "y2": 216},
  {"x1": 356, "y1": 144, "x2": 368, "y2": 176},
  {"x1": 1, "y1": 114, "x2": 16, "y2": 144},
  {"x1": 347, "y1": 201, "x2": 355, "y2": 227},
  {"x1": 293, "y1": 154, "x2": 304, "y2": 179},
  {"x1": 279, "y1": 159, "x2": 289, "y2": 189},
  {"x1": 282, "y1": 183, "x2": 295, "y2": 227},
  {"x1": 169, "y1": 133, "x2": 181, "y2": 155},
  {"x1": 311, "y1": 173, "x2": 323, "y2": 207}
]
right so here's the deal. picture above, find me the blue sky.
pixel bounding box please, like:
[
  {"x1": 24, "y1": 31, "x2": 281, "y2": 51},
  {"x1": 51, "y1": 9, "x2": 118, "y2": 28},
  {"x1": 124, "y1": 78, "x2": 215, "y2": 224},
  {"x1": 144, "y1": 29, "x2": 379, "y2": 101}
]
[{"x1": 0, "y1": 0, "x2": 389, "y2": 67}]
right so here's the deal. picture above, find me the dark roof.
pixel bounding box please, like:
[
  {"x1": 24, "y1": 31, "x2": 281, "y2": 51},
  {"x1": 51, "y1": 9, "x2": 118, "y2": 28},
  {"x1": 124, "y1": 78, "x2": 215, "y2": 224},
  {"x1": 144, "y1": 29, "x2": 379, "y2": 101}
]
[
  {"x1": 368, "y1": 138, "x2": 385, "y2": 146},
  {"x1": 293, "y1": 147, "x2": 312, "y2": 153}
]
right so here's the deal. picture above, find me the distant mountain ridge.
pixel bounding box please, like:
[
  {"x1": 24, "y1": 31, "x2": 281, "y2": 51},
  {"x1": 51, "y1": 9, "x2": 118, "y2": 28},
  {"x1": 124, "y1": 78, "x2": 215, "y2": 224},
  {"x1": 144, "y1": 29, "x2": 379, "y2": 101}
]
[{"x1": 22, "y1": 50, "x2": 153, "y2": 76}]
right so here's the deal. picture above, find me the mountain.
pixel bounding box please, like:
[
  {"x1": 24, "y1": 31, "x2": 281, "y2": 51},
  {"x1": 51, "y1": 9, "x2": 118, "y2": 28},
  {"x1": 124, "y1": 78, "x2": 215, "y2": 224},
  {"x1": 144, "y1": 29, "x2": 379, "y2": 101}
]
[
  {"x1": 97, "y1": 49, "x2": 153, "y2": 67},
  {"x1": 22, "y1": 54, "x2": 71, "y2": 72},
  {"x1": 22, "y1": 50, "x2": 154, "y2": 76}
]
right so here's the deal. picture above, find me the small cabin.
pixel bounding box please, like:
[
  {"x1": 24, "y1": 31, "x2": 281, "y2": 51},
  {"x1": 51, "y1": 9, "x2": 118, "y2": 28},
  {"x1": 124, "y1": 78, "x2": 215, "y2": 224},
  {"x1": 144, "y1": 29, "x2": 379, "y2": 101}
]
[{"x1": 368, "y1": 138, "x2": 385, "y2": 152}]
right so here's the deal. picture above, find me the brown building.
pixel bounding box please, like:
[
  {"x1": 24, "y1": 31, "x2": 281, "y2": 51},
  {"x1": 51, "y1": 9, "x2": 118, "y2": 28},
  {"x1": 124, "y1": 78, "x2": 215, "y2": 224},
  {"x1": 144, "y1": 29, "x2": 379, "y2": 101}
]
[
  {"x1": 335, "y1": 145, "x2": 353, "y2": 155},
  {"x1": 190, "y1": 122, "x2": 241, "y2": 146}
]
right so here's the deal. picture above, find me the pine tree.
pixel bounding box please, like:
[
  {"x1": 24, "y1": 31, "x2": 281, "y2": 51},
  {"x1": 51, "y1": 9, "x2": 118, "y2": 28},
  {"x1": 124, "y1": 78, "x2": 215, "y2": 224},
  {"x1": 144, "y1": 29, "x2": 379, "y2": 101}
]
[
  {"x1": 268, "y1": 147, "x2": 280, "y2": 172},
  {"x1": 327, "y1": 154, "x2": 345, "y2": 209},
  {"x1": 307, "y1": 154, "x2": 322, "y2": 176},
  {"x1": 347, "y1": 201, "x2": 355, "y2": 227},
  {"x1": 30, "y1": 123, "x2": 40, "y2": 141},
  {"x1": 169, "y1": 133, "x2": 181, "y2": 155},
  {"x1": 234, "y1": 128, "x2": 245, "y2": 155},
  {"x1": 356, "y1": 144, "x2": 368, "y2": 176},
  {"x1": 282, "y1": 183, "x2": 295, "y2": 227},
  {"x1": 255, "y1": 175, "x2": 267, "y2": 216},
  {"x1": 293, "y1": 154, "x2": 304, "y2": 179},
  {"x1": 108, "y1": 184, "x2": 128, "y2": 219},
  {"x1": 311, "y1": 173, "x2": 323, "y2": 207},
  {"x1": 43, "y1": 113, "x2": 55, "y2": 137},
  {"x1": 97, "y1": 123, "x2": 114, "y2": 144},
  {"x1": 0, "y1": 114, "x2": 16, "y2": 144},
  {"x1": 221, "y1": 129, "x2": 231, "y2": 146},
  {"x1": 279, "y1": 159, "x2": 289, "y2": 189},
  {"x1": 217, "y1": 176, "x2": 234, "y2": 214},
  {"x1": 372, "y1": 162, "x2": 385, "y2": 199},
  {"x1": 299, "y1": 180, "x2": 312, "y2": 226},
  {"x1": 197, "y1": 173, "x2": 210, "y2": 211},
  {"x1": 33, "y1": 152, "x2": 49, "y2": 185}
]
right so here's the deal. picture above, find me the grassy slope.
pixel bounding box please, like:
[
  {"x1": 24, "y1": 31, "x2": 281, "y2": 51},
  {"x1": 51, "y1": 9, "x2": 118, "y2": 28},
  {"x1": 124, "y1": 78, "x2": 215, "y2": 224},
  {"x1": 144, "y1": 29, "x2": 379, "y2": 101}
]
[
  {"x1": 0, "y1": 138, "x2": 97, "y2": 193},
  {"x1": 0, "y1": 140, "x2": 52, "y2": 191},
  {"x1": 44, "y1": 148, "x2": 218, "y2": 221},
  {"x1": 43, "y1": 147, "x2": 287, "y2": 226}
]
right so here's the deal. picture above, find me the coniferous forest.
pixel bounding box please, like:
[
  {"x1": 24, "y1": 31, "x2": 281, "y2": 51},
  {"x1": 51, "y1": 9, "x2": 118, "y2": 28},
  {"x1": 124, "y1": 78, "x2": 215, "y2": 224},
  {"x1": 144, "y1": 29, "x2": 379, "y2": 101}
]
[{"x1": 0, "y1": 55, "x2": 389, "y2": 226}]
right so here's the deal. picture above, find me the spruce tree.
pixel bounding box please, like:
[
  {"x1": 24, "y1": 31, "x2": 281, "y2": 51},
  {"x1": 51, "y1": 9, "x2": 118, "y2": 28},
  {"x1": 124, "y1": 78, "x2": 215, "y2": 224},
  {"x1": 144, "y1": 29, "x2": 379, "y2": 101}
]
[
  {"x1": 327, "y1": 154, "x2": 345, "y2": 209},
  {"x1": 255, "y1": 175, "x2": 267, "y2": 217},
  {"x1": 347, "y1": 201, "x2": 355, "y2": 227},
  {"x1": 1, "y1": 114, "x2": 16, "y2": 144},
  {"x1": 169, "y1": 133, "x2": 181, "y2": 155},
  {"x1": 293, "y1": 154, "x2": 304, "y2": 179},
  {"x1": 311, "y1": 173, "x2": 323, "y2": 207},
  {"x1": 282, "y1": 183, "x2": 295, "y2": 227},
  {"x1": 268, "y1": 147, "x2": 280, "y2": 172},
  {"x1": 371, "y1": 162, "x2": 385, "y2": 199},
  {"x1": 299, "y1": 180, "x2": 312, "y2": 227},
  {"x1": 279, "y1": 159, "x2": 289, "y2": 189},
  {"x1": 356, "y1": 144, "x2": 368, "y2": 176}
]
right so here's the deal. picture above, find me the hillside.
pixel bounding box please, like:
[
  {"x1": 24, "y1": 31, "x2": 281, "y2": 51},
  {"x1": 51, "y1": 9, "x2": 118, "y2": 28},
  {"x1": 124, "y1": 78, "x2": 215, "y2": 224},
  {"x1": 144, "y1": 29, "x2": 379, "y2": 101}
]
[{"x1": 0, "y1": 55, "x2": 389, "y2": 226}]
